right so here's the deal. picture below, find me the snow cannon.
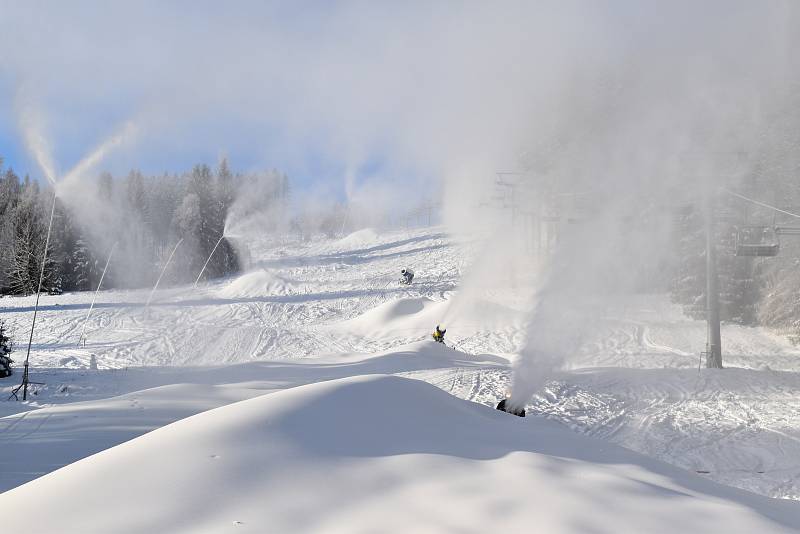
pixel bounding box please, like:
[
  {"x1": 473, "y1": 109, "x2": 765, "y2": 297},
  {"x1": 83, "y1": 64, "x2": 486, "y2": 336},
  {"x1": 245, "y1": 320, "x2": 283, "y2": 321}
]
[
  {"x1": 496, "y1": 398, "x2": 526, "y2": 417},
  {"x1": 432, "y1": 325, "x2": 446, "y2": 343}
]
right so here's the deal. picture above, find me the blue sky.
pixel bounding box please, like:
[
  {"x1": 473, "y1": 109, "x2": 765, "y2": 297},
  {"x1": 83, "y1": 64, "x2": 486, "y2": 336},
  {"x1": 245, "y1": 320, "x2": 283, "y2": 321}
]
[
  {"x1": 0, "y1": 1, "x2": 430, "y2": 199},
  {"x1": 0, "y1": 1, "x2": 620, "y2": 198},
  {"x1": 0, "y1": 68, "x2": 383, "y2": 194},
  {"x1": 1, "y1": 0, "x2": 771, "y2": 207}
]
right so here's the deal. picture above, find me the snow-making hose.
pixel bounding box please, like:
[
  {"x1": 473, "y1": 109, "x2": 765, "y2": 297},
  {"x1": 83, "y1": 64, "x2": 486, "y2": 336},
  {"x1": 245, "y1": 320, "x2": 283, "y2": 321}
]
[
  {"x1": 146, "y1": 238, "x2": 184, "y2": 307},
  {"x1": 194, "y1": 235, "x2": 226, "y2": 288},
  {"x1": 78, "y1": 242, "x2": 118, "y2": 346}
]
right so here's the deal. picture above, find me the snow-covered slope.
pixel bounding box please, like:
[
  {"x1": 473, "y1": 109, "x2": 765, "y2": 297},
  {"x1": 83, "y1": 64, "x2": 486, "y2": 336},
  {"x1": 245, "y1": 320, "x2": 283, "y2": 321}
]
[
  {"x1": 0, "y1": 341, "x2": 503, "y2": 493},
  {"x1": 2, "y1": 226, "x2": 800, "y2": 529},
  {"x1": 3, "y1": 375, "x2": 799, "y2": 534},
  {"x1": 0, "y1": 228, "x2": 464, "y2": 367}
]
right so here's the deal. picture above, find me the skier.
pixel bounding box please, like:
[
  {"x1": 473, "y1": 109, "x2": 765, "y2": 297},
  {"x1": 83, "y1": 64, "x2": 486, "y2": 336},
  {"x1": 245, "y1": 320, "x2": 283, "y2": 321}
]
[
  {"x1": 432, "y1": 325, "x2": 446, "y2": 343},
  {"x1": 401, "y1": 268, "x2": 415, "y2": 285}
]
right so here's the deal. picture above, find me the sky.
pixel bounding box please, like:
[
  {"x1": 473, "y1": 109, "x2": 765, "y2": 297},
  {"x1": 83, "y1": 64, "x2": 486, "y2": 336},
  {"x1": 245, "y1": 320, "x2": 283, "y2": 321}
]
[
  {"x1": 0, "y1": 0, "x2": 609, "y2": 205},
  {"x1": 0, "y1": 1, "x2": 672, "y2": 200},
  {"x1": 0, "y1": 1, "x2": 441, "y2": 196},
  {"x1": 0, "y1": 1, "x2": 797, "y2": 206}
]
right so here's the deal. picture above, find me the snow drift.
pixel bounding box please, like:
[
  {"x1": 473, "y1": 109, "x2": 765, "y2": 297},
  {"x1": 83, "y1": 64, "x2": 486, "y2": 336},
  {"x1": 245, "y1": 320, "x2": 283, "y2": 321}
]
[
  {"x1": 337, "y1": 297, "x2": 443, "y2": 335},
  {"x1": 335, "y1": 228, "x2": 379, "y2": 248},
  {"x1": 216, "y1": 269, "x2": 294, "y2": 298},
  {"x1": 2, "y1": 375, "x2": 798, "y2": 533}
]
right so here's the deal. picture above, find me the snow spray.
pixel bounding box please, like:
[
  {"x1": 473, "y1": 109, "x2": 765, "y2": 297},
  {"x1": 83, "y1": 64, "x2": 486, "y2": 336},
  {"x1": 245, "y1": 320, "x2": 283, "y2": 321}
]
[
  {"x1": 506, "y1": 289, "x2": 586, "y2": 410},
  {"x1": 77, "y1": 242, "x2": 117, "y2": 346},
  {"x1": 17, "y1": 104, "x2": 57, "y2": 187},
  {"x1": 194, "y1": 235, "x2": 225, "y2": 288},
  {"x1": 146, "y1": 238, "x2": 183, "y2": 307},
  {"x1": 437, "y1": 219, "x2": 538, "y2": 344},
  {"x1": 60, "y1": 121, "x2": 138, "y2": 190},
  {"x1": 506, "y1": 281, "x2": 580, "y2": 408},
  {"x1": 504, "y1": 197, "x2": 660, "y2": 411}
]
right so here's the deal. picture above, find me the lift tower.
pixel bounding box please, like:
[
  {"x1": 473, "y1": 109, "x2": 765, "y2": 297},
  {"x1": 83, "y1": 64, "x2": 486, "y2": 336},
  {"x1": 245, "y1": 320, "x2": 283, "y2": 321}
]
[{"x1": 705, "y1": 195, "x2": 723, "y2": 368}]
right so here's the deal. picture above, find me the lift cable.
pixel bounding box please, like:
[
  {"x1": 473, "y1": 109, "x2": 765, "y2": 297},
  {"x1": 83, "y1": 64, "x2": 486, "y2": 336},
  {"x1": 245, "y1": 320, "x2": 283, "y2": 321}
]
[{"x1": 724, "y1": 189, "x2": 800, "y2": 220}]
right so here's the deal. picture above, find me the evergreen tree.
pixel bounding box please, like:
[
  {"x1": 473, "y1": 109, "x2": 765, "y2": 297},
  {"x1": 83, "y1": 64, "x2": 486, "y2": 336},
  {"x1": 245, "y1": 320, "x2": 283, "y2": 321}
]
[
  {"x1": 0, "y1": 159, "x2": 254, "y2": 292},
  {"x1": 72, "y1": 237, "x2": 100, "y2": 291},
  {"x1": 171, "y1": 191, "x2": 203, "y2": 282},
  {"x1": 216, "y1": 158, "x2": 235, "y2": 218},
  {"x1": 0, "y1": 167, "x2": 22, "y2": 292},
  {"x1": 49, "y1": 199, "x2": 75, "y2": 293},
  {"x1": 126, "y1": 170, "x2": 147, "y2": 217},
  {"x1": 187, "y1": 164, "x2": 215, "y2": 244},
  {"x1": 7, "y1": 180, "x2": 57, "y2": 295},
  {"x1": 210, "y1": 159, "x2": 240, "y2": 279},
  {"x1": 670, "y1": 200, "x2": 761, "y2": 325},
  {"x1": 0, "y1": 318, "x2": 13, "y2": 378},
  {"x1": 146, "y1": 173, "x2": 180, "y2": 253}
]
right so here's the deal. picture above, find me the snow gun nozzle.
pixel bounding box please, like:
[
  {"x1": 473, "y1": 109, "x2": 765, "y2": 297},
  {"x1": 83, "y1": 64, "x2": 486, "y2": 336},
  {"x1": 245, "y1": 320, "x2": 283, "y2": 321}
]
[{"x1": 496, "y1": 398, "x2": 526, "y2": 417}]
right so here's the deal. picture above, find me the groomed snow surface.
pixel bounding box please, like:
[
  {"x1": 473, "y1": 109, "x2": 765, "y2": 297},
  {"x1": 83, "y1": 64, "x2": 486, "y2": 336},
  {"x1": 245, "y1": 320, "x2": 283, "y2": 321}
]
[{"x1": 1, "y1": 227, "x2": 800, "y2": 533}]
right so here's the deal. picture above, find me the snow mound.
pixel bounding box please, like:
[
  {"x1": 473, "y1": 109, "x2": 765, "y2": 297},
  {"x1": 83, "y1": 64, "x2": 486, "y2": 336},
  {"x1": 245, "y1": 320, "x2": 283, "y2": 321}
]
[
  {"x1": 217, "y1": 269, "x2": 292, "y2": 298},
  {"x1": 332, "y1": 296, "x2": 524, "y2": 342},
  {"x1": 364, "y1": 296, "x2": 433, "y2": 321},
  {"x1": 335, "y1": 227, "x2": 379, "y2": 248},
  {"x1": 2, "y1": 375, "x2": 798, "y2": 533},
  {"x1": 337, "y1": 297, "x2": 445, "y2": 335}
]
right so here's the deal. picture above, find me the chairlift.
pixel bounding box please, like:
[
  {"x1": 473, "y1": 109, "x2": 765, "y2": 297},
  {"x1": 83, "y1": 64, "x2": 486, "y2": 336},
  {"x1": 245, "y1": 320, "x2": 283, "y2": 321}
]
[{"x1": 734, "y1": 225, "x2": 779, "y2": 257}]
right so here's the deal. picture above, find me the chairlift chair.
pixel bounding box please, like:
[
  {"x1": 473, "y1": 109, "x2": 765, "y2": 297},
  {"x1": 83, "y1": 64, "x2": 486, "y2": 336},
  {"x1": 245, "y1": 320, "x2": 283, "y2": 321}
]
[{"x1": 734, "y1": 225, "x2": 780, "y2": 257}]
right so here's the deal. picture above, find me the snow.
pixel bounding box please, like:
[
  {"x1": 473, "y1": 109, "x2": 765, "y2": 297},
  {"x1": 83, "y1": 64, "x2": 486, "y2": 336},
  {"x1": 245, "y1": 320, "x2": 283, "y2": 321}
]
[
  {"x1": 0, "y1": 341, "x2": 496, "y2": 493},
  {"x1": 332, "y1": 227, "x2": 380, "y2": 249},
  {"x1": 216, "y1": 269, "x2": 295, "y2": 298},
  {"x1": 335, "y1": 296, "x2": 444, "y2": 335},
  {"x1": 2, "y1": 226, "x2": 800, "y2": 530},
  {"x1": 3, "y1": 373, "x2": 799, "y2": 533}
]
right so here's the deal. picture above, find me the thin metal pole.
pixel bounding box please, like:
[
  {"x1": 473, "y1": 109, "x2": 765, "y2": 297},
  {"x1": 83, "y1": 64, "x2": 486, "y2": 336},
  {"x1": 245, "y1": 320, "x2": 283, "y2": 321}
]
[
  {"x1": 146, "y1": 238, "x2": 183, "y2": 307},
  {"x1": 705, "y1": 195, "x2": 723, "y2": 369},
  {"x1": 339, "y1": 208, "x2": 350, "y2": 237},
  {"x1": 19, "y1": 190, "x2": 57, "y2": 401},
  {"x1": 193, "y1": 235, "x2": 225, "y2": 288},
  {"x1": 77, "y1": 242, "x2": 117, "y2": 346}
]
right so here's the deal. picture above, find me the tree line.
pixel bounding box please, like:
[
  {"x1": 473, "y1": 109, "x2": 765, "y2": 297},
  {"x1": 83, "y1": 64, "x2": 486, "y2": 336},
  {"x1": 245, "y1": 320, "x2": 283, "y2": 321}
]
[
  {"x1": 0, "y1": 157, "x2": 290, "y2": 295},
  {"x1": 669, "y1": 108, "x2": 800, "y2": 334}
]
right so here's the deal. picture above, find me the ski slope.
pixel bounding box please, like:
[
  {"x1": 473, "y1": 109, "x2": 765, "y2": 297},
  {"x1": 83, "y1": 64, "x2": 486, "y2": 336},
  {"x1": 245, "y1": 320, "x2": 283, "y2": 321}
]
[
  {"x1": 3, "y1": 374, "x2": 800, "y2": 534},
  {"x1": 1, "y1": 226, "x2": 800, "y2": 530},
  {"x1": 0, "y1": 230, "x2": 467, "y2": 368}
]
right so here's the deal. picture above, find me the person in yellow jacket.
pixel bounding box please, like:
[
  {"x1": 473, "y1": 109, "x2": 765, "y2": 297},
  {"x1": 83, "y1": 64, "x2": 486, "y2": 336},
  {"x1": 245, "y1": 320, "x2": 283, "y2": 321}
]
[{"x1": 432, "y1": 325, "x2": 446, "y2": 343}]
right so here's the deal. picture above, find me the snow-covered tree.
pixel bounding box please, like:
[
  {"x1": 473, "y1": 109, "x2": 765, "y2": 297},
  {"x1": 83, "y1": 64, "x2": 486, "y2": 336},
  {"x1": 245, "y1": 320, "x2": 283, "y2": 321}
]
[
  {"x1": 0, "y1": 167, "x2": 22, "y2": 292},
  {"x1": 0, "y1": 158, "x2": 278, "y2": 292},
  {"x1": 0, "y1": 318, "x2": 12, "y2": 378},
  {"x1": 669, "y1": 200, "x2": 760, "y2": 326},
  {"x1": 7, "y1": 180, "x2": 57, "y2": 295}
]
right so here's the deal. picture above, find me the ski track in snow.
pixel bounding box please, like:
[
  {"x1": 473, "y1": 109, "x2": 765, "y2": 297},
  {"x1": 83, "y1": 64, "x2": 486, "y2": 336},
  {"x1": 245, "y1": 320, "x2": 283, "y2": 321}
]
[{"x1": 1, "y1": 227, "x2": 800, "y2": 501}]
